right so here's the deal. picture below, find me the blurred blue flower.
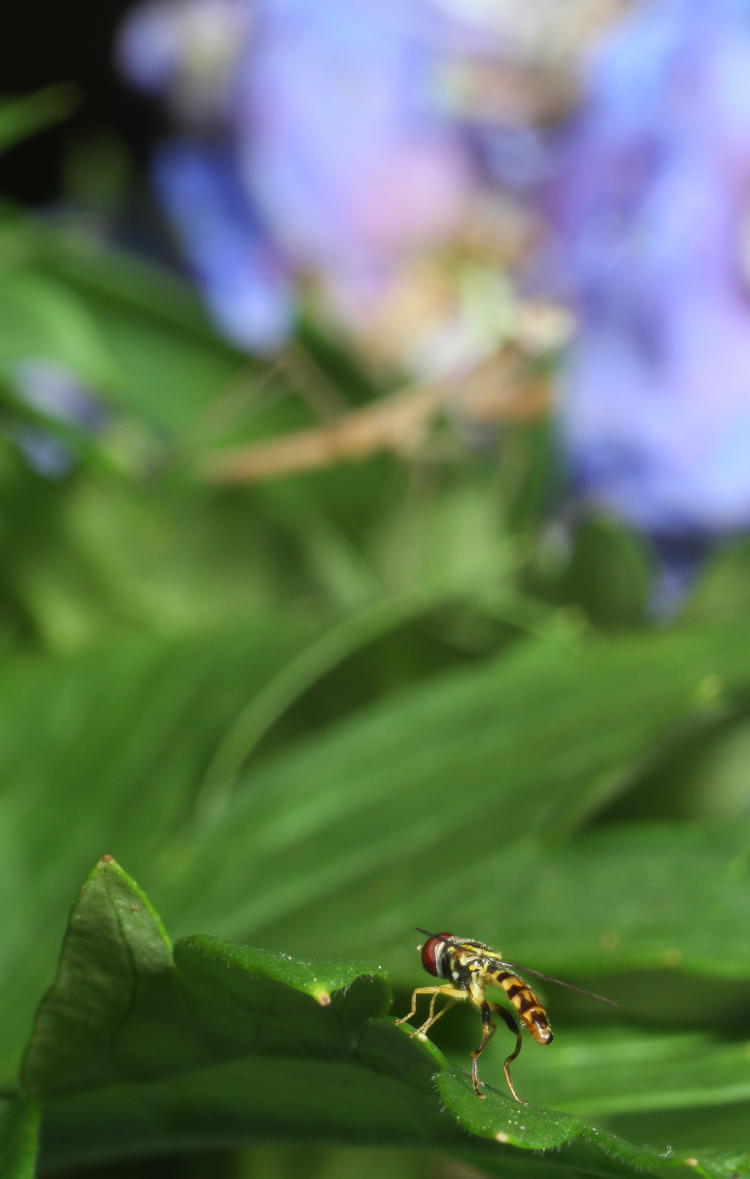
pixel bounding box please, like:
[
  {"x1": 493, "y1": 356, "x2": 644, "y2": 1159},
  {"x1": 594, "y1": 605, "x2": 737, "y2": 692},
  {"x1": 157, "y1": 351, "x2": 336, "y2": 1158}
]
[
  {"x1": 153, "y1": 141, "x2": 294, "y2": 350},
  {"x1": 539, "y1": 0, "x2": 750, "y2": 561},
  {"x1": 118, "y1": 0, "x2": 494, "y2": 352},
  {"x1": 117, "y1": 0, "x2": 250, "y2": 121}
]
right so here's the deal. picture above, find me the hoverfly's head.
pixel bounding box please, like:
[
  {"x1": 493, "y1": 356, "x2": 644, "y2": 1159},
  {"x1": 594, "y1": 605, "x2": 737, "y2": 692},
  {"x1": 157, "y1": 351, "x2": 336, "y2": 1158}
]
[{"x1": 416, "y1": 928, "x2": 455, "y2": 978}]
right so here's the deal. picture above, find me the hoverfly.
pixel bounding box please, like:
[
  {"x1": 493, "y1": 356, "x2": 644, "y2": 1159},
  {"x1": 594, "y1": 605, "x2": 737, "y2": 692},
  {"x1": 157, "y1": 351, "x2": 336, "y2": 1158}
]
[{"x1": 395, "y1": 929, "x2": 616, "y2": 1103}]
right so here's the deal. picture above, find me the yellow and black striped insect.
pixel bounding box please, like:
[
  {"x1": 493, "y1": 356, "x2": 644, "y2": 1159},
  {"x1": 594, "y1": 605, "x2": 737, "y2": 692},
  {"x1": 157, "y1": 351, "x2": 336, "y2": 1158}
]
[{"x1": 395, "y1": 929, "x2": 616, "y2": 1103}]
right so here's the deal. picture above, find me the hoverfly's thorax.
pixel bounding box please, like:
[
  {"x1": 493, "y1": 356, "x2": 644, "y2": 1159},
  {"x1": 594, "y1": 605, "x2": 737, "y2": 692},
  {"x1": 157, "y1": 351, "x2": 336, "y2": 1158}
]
[{"x1": 441, "y1": 945, "x2": 480, "y2": 991}]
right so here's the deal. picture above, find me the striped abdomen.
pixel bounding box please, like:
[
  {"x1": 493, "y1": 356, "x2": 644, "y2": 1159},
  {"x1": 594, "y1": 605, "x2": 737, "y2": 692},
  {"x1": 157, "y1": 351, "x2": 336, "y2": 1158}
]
[{"x1": 492, "y1": 969, "x2": 553, "y2": 1044}]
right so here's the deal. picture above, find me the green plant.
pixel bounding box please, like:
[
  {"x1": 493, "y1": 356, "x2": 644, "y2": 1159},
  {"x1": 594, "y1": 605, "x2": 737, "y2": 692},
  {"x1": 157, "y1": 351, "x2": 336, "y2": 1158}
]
[{"x1": 6, "y1": 855, "x2": 749, "y2": 1178}]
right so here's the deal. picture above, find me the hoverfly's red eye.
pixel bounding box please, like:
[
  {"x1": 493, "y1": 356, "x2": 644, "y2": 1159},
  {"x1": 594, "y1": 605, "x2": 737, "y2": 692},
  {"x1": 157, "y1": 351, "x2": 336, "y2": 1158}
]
[{"x1": 420, "y1": 932, "x2": 454, "y2": 977}]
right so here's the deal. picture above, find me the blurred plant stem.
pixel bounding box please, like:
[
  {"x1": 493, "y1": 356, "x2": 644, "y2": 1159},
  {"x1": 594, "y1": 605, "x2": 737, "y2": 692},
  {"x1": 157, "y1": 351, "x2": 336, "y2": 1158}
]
[{"x1": 200, "y1": 347, "x2": 552, "y2": 484}]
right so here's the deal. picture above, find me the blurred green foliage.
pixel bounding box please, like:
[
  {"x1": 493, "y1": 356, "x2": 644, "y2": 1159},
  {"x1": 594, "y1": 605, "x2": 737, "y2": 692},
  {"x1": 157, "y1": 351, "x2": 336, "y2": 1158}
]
[{"x1": 2, "y1": 95, "x2": 750, "y2": 1179}]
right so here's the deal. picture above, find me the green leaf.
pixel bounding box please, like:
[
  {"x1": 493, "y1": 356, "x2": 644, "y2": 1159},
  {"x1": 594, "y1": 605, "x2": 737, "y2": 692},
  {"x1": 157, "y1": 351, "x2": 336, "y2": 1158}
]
[
  {"x1": 21, "y1": 855, "x2": 202, "y2": 1095},
  {"x1": 19, "y1": 225, "x2": 247, "y2": 432},
  {"x1": 155, "y1": 620, "x2": 750, "y2": 976},
  {"x1": 0, "y1": 622, "x2": 322, "y2": 1078},
  {"x1": 441, "y1": 1066, "x2": 733, "y2": 1178},
  {"x1": 549, "y1": 515, "x2": 651, "y2": 630},
  {"x1": 172, "y1": 935, "x2": 393, "y2": 1075},
  {"x1": 518, "y1": 1029, "x2": 750, "y2": 1116},
  {"x1": 21, "y1": 858, "x2": 750, "y2": 1179},
  {"x1": 0, "y1": 271, "x2": 115, "y2": 386},
  {"x1": 25, "y1": 858, "x2": 447, "y2": 1171},
  {"x1": 4, "y1": 620, "x2": 750, "y2": 1092},
  {"x1": 447, "y1": 818, "x2": 750, "y2": 980},
  {"x1": 0, "y1": 1097, "x2": 40, "y2": 1179}
]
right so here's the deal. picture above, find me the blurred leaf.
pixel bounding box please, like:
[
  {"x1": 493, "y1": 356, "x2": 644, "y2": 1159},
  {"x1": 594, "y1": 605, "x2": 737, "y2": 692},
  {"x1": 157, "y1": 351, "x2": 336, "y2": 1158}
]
[
  {"x1": 499, "y1": 421, "x2": 562, "y2": 539},
  {"x1": 7, "y1": 214, "x2": 224, "y2": 345},
  {"x1": 157, "y1": 619, "x2": 750, "y2": 973},
  {"x1": 0, "y1": 1097, "x2": 39, "y2": 1179},
  {"x1": 547, "y1": 516, "x2": 651, "y2": 630},
  {"x1": 679, "y1": 538, "x2": 750, "y2": 626},
  {"x1": 606, "y1": 1102, "x2": 750, "y2": 1158},
  {"x1": 0, "y1": 87, "x2": 77, "y2": 153},
  {"x1": 0, "y1": 371, "x2": 111, "y2": 475},
  {"x1": 0, "y1": 472, "x2": 312, "y2": 649},
  {"x1": 509, "y1": 1028, "x2": 750, "y2": 1116},
  {"x1": 0, "y1": 270, "x2": 115, "y2": 386},
  {"x1": 456, "y1": 818, "x2": 750, "y2": 979},
  {"x1": 17, "y1": 223, "x2": 249, "y2": 432}
]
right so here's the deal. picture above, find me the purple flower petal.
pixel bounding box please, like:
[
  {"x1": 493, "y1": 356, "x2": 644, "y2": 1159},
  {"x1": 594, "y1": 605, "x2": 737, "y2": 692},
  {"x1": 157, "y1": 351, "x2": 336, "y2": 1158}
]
[
  {"x1": 540, "y1": 0, "x2": 750, "y2": 540},
  {"x1": 118, "y1": 0, "x2": 250, "y2": 121},
  {"x1": 154, "y1": 141, "x2": 294, "y2": 351},
  {"x1": 235, "y1": 0, "x2": 474, "y2": 288}
]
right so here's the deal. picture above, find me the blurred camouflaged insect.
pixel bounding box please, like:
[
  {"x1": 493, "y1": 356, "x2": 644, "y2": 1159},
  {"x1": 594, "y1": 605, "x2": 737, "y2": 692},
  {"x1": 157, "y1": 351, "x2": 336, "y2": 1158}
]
[{"x1": 396, "y1": 929, "x2": 616, "y2": 1102}]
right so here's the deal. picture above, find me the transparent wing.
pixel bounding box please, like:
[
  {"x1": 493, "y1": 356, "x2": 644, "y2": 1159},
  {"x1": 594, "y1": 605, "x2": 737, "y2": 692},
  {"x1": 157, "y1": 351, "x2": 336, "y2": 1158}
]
[{"x1": 502, "y1": 961, "x2": 618, "y2": 1006}]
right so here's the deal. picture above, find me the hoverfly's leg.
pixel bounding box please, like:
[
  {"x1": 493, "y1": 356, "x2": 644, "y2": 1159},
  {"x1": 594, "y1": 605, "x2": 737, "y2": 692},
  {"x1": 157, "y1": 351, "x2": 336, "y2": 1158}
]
[
  {"x1": 490, "y1": 1002, "x2": 526, "y2": 1104},
  {"x1": 394, "y1": 986, "x2": 440, "y2": 1027},
  {"x1": 470, "y1": 1001, "x2": 497, "y2": 1098},
  {"x1": 394, "y1": 988, "x2": 422, "y2": 1027},
  {"x1": 394, "y1": 985, "x2": 464, "y2": 1034},
  {"x1": 414, "y1": 986, "x2": 448, "y2": 1033},
  {"x1": 415, "y1": 995, "x2": 457, "y2": 1038}
]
